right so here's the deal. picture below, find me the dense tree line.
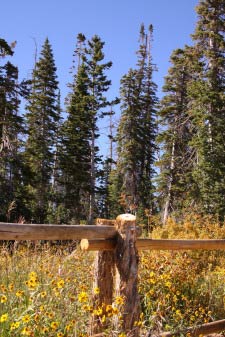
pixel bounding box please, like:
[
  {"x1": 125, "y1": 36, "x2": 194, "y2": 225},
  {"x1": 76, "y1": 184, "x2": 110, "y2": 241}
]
[{"x1": 0, "y1": 0, "x2": 224, "y2": 224}]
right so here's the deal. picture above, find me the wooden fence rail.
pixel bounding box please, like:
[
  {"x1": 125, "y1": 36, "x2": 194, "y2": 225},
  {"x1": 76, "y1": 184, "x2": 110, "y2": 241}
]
[
  {"x1": 0, "y1": 215, "x2": 225, "y2": 337},
  {"x1": 160, "y1": 318, "x2": 225, "y2": 337},
  {"x1": 0, "y1": 222, "x2": 117, "y2": 240},
  {"x1": 81, "y1": 238, "x2": 225, "y2": 251}
]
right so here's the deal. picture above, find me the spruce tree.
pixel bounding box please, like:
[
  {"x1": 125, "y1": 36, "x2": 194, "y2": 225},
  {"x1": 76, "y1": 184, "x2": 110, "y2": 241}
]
[
  {"x1": 60, "y1": 34, "x2": 113, "y2": 224},
  {"x1": 25, "y1": 38, "x2": 59, "y2": 223},
  {"x1": 189, "y1": 0, "x2": 225, "y2": 219},
  {"x1": 84, "y1": 35, "x2": 113, "y2": 223},
  {"x1": 157, "y1": 0, "x2": 225, "y2": 221},
  {"x1": 157, "y1": 48, "x2": 196, "y2": 223},
  {"x1": 113, "y1": 25, "x2": 157, "y2": 221},
  {"x1": 0, "y1": 38, "x2": 28, "y2": 221},
  {"x1": 59, "y1": 61, "x2": 91, "y2": 223}
]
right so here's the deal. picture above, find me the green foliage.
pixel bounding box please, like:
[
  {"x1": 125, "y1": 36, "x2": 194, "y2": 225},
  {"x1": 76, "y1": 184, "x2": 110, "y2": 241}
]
[
  {"x1": 24, "y1": 38, "x2": 60, "y2": 223},
  {"x1": 188, "y1": 0, "x2": 225, "y2": 219},
  {"x1": 59, "y1": 34, "x2": 113, "y2": 224},
  {"x1": 139, "y1": 213, "x2": 225, "y2": 332},
  {"x1": 111, "y1": 25, "x2": 157, "y2": 220},
  {"x1": 0, "y1": 38, "x2": 29, "y2": 221},
  {"x1": 157, "y1": 0, "x2": 225, "y2": 222},
  {"x1": 156, "y1": 47, "x2": 196, "y2": 223},
  {"x1": 0, "y1": 1, "x2": 225, "y2": 225}
]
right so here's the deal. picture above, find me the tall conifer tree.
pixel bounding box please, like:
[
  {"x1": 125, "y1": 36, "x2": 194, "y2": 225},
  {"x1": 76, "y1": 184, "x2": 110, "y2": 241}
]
[
  {"x1": 60, "y1": 34, "x2": 113, "y2": 224},
  {"x1": 189, "y1": 0, "x2": 225, "y2": 219},
  {"x1": 59, "y1": 61, "x2": 91, "y2": 223},
  {"x1": 25, "y1": 38, "x2": 59, "y2": 223},
  {"x1": 113, "y1": 25, "x2": 157, "y2": 220},
  {"x1": 157, "y1": 0, "x2": 225, "y2": 222},
  {"x1": 0, "y1": 38, "x2": 28, "y2": 221},
  {"x1": 157, "y1": 48, "x2": 196, "y2": 223}
]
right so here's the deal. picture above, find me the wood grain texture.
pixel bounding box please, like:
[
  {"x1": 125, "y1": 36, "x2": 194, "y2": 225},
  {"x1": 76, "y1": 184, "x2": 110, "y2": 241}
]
[
  {"x1": 81, "y1": 238, "x2": 225, "y2": 251},
  {"x1": 0, "y1": 223, "x2": 117, "y2": 240},
  {"x1": 115, "y1": 214, "x2": 141, "y2": 337},
  {"x1": 90, "y1": 219, "x2": 115, "y2": 335},
  {"x1": 160, "y1": 319, "x2": 225, "y2": 337}
]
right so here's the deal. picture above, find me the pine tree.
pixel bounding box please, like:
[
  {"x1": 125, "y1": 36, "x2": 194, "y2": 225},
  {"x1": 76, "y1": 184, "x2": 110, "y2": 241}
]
[
  {"x1": 113, "y1": 25, "x2": 157, "y2": 221},
  {"x1": 24, "y1": 38, "x2": 59, "y2": 223},
  {"x1": 189, "y1": 0, "x2": 225, "y2": 219}
]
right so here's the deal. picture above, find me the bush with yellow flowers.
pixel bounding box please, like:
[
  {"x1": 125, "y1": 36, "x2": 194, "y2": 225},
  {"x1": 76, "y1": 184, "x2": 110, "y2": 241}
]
[
  {"x1": 139, "y1": 213, "x2": 225, "y2": 334},
  {"x1": 0, "y1": 243, "x2": 95, "y2": 336}
]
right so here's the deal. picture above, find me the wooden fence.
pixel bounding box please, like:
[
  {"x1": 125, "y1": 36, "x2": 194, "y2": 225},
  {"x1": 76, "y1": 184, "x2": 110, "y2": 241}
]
[{"x1": 0, "y1": 213, "x2": 225, "y2": 337}]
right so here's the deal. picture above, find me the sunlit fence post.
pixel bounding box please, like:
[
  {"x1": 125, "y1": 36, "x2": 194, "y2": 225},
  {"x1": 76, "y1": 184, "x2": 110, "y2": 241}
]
[
  {"x1": 90, "y1": 219, "x2": 116, "y2": 335},
  {"x1": 87, "y1": 214, "x2": 141, "y2": 337},
  {"x1": 114, "y1": 214, "x2": 141, "y2": 337}
]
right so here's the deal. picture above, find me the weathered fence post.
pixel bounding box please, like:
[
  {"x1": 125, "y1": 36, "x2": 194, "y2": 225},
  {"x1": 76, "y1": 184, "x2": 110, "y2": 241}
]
[
  {"x1": 90, "y1": 218, "x2": 116, "y2": 335},
  {"x1": 115, "y1": 214, "x2": 141, "y2": 337}
]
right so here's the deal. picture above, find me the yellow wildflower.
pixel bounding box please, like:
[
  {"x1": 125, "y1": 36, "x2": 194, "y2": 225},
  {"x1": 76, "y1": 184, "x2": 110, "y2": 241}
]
[
  {"x1": 106, "y1": 304, "x2": 113, "y2": 313},
  {"x1": 41, "y1": 327, "x2": 49, "y2": 333},
  {"x1": 0, "y1": 313, "x2": 8, "y2": 322},
  {"x1": 29, "y1": 271, "x2": 37, "y2": 278},
  {"x1": 93, "y1": 307, "x2": 103, "y2": 316},
  {"x1": 165, "y1": 281, "x2": 172, "y2": 288},
  {"x1": 57, "y1": 279, "x2": 65, "y2": 289},
  {"x1": 53, "y1": 287, "x2": 60, "y2": 297},
  {"x1": 39, "y1": 305, "x2": 45, "y2": 312},
  {"x1": 78, "y1": 291, "x2": 88, "y2": 303},
  {"x1": 22, "y1": 314, "x2": 31, "y2": 323},
  {"x1": 8, "y1": 283, "x2": 14, "y2": 291},
  {"x1": 21, "y1": 327, "x2": 32, "y2": 336},
  {"x1": 0, "y1": 295, "x2": 7, "y2": 303},
  {"x1": 65, "y1": 324, "x2": 72, "y2": 331},
  {"x1": 57, "y1": 333, "x2": 64, "y2": 337},
  {"x1": 10, "y1": 321, "x2": 20, "y2": 330},
  {"x1": 112, "y1": 306, "x2": 119, "y2": 315},
  {"x1": 93, "y1": 287, "x2": 100, "y2": 295},
  {"x1": 0, "y1": 284, "x2": 6, "y2": 292},
  {"x1": 51, "y1": 321, "x2": 59, "y2": 330},
  {"x1": 16, "y1": 290, "x2": 24, "y2": 297},
  {"x1": 115, "y1": 296, "x2": 124, "y2": 305},
  {"x1": 34, "y1": 314, "x2": 40, "y2": 322},
  {"x1": 46, "y1": 312, "x2": 54, "y2": 319},
  {"x1": 40, "y1": 291, "x2": 47, "y2": 298}
]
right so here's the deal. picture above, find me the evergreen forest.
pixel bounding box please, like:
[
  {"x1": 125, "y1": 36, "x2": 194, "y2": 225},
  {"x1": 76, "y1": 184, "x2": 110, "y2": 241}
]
[{"x1": 0, "y1": 0, "x2": 224, "y2": 226}]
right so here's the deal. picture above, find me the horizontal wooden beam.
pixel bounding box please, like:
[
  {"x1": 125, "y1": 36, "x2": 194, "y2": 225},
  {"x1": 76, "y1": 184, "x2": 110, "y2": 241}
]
[
  {"x1": 139, "y1": 239, "x2": 225, "y2": 250},
  {"x1": 160, "y1": 318, "x2": 225, "y2": 337},
  {"x1": 0, "y1": 223, "x2": 117, "y2": 241},
  {"x1": 80, "y1": 238, "x2": 225, "y2": 251}
]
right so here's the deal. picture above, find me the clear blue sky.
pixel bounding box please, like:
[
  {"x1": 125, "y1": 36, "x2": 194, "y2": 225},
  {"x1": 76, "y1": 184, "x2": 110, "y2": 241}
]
[{"x1": 1, "y1": 0, "x2": 198, "y2": 153}]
